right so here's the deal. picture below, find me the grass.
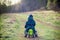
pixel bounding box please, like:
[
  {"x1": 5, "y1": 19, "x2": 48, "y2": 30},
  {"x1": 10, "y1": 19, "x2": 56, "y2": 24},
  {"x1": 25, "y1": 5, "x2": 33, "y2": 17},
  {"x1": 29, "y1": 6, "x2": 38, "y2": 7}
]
[
  {"x1": 34, "y1": 11, "x2": 60, "y2": 27},
  {"x1": 0, "y1": 11, "x2": 60, "y2": 40}
]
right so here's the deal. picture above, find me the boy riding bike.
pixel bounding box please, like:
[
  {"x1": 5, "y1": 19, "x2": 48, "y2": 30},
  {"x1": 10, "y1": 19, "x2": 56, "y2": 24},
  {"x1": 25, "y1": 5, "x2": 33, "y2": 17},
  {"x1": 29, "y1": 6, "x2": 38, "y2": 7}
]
[{"x1": 24, "y1": 14, "x2": 38, "y2": 38}]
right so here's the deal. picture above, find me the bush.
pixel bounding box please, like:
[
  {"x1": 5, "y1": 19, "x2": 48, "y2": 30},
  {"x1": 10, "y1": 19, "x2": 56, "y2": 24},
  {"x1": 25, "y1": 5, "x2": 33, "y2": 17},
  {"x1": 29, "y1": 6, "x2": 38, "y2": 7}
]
[{"x1": 0, "y1": 3, "x2": 7, "y2": 13}]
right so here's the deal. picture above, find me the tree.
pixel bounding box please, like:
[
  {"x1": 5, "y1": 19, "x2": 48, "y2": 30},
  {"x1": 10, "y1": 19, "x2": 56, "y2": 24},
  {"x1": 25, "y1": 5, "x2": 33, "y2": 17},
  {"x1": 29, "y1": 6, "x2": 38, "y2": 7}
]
[
  {"x1": 0, "y1": 3, "x2": 7, "y2": 13},
  {"x1": 0, "y1": 0, "x2": 11, "y2": 13},
  {"x1": 46, "y1": 0, "x2": 57, "y2": 9}
]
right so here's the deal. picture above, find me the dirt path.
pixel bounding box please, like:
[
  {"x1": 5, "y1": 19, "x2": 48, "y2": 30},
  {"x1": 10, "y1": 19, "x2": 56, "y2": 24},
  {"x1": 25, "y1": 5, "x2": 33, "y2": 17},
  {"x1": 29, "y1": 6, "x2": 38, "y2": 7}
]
[
  {"x1": 1, "y1": 11, "x2": 60, "y2": 40},
  {"x1": 36, "y1": 18, "x2": 60, "y2": 30}
]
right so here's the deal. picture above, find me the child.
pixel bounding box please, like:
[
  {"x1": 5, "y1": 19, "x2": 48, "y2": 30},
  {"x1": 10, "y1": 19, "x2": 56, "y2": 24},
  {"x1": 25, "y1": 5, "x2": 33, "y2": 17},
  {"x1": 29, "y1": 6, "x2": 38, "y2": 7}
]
[{"x1": 24, "y1": 14, "x2": 38, "y2": 37}]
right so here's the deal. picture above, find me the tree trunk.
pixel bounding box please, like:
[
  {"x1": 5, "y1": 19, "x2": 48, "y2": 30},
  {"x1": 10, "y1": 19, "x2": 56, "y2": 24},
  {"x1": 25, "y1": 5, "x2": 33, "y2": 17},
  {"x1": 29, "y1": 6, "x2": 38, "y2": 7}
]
[{"x1": 47, "y1": 0, "x2": 57, "y2": 9}]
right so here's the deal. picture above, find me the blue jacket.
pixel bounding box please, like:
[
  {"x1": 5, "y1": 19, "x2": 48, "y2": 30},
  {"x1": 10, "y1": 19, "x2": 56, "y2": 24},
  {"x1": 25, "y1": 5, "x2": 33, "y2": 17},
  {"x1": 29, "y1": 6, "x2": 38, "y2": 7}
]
[{"x1": 25, "y1": 15, "x2": 36, "y2": 30}]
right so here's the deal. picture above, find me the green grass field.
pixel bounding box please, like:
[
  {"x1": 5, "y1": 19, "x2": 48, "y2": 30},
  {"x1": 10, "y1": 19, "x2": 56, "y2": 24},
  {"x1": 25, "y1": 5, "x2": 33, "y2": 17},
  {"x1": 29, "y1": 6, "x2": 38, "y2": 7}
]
[{"x1": 0, "y1": 10, "x2": 60, "y2": 40}]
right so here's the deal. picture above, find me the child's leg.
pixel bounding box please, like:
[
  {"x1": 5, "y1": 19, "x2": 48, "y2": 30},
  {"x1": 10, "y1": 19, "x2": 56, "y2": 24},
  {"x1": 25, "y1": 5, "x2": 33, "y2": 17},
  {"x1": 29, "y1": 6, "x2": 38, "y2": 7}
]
[
  {"x1": 32, "y1": 29, "x2": 38, "y2": 37},
  {"x1": 24, "y1": 28, "x2": 29, "y2": 37}
]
